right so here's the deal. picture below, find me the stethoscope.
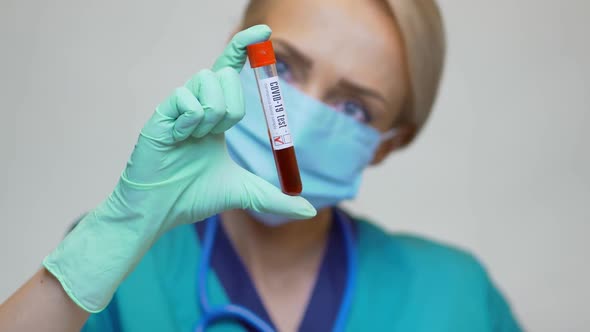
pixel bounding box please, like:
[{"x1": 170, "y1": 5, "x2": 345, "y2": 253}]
[{"x1": 194, "y1": 210, "x2": 358, "y2": 332}]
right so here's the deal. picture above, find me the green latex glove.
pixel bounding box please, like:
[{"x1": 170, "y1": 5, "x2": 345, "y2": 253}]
[{"x1": 43, "y1": 25, "x2": 316, "y2": 313}]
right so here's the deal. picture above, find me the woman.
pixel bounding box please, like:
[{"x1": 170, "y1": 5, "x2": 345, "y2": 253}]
[{"x1": 0, "y1": 0, "x2": 522, "y2": 331}]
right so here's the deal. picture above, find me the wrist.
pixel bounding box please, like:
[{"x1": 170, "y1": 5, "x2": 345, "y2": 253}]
[{"x1": 42, "y1": 183, "x2": 168, "y2": 313}]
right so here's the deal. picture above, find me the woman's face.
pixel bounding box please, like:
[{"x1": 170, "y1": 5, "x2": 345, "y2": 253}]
[{"x1": 254, "y1": 0, "x2": 409, "y2": 134}]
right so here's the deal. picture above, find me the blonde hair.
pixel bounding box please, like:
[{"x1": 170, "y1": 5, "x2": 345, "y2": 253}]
[
  {"x1": 387, "y1": 0, "x2": 446, "y2": 132},
  {"x1": 243, "y1": 0, "x2": 446, "y2": 133}
]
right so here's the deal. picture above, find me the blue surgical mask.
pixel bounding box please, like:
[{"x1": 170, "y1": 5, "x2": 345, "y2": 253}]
[{"x1": 225, "y1": 69, "x2": 394, "y2": 226}]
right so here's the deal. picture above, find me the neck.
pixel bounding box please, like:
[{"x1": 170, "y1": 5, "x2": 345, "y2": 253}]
[
  {"x1": 221, "y1": 208, "x2": 333, "y2": 274},
  {"x1": 221, "y1": 208, "x2": 333, "y2": 331}
]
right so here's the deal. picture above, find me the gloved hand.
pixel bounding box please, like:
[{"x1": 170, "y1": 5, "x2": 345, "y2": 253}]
[{"x1": 43, "y1": 25, "x2": 316, "y2": 313}]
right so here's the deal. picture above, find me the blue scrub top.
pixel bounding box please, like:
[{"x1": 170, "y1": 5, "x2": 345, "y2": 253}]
[{"x1": 82, "y1": 210, "x2": 522, "y2": 331}]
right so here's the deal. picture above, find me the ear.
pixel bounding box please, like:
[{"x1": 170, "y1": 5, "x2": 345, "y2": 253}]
[{"x1": 370, "y1": 123, "x2": 417, "y2": 165}]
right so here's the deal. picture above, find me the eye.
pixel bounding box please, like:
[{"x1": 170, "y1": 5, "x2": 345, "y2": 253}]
[
  {"x1": 333, "y1": 100, "x2": 372, "y2": 124},
  {"x1": 275, "y1": 57, "x2": 294, "y2": 83}
]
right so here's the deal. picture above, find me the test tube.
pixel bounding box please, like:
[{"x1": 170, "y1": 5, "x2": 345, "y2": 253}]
[{"x1": 246, "y1": 40, "x2": 302, "y2": 196}]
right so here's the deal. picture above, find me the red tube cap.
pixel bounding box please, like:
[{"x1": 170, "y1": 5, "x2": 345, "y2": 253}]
[{"x1": 247, "y1": 40, "x2": 276, "y2": 68}]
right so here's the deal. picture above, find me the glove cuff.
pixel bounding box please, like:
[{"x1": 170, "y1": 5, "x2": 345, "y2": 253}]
[{"x1": 43, "y1": 187, "x2": 164, "y2": 312}]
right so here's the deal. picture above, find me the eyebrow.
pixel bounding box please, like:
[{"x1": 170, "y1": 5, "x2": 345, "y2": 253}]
[
  {"x1": 271, "y1": 38, "x2": 313, "y2": 71},
  {"x1": 273, "y1": 38, "x2": 388, "y2": 109},
  {"x1": 337, "y1": 79, "x2": 389, "y2": 108}
]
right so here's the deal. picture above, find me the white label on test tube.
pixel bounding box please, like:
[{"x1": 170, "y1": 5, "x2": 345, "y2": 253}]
[{"x1": 258, "y1": 76, "x2": 294, "y2": 150}]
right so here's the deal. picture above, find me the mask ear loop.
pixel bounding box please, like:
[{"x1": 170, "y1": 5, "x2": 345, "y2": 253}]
[{"x1": 379, "y1": 128, "x2": 397, "y2": 142}]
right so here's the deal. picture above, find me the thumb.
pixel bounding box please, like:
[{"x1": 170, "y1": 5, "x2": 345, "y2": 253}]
[
  {"x1": 239, "y1": 171, "x2": 317, "y2": 220},
  {"x1": 212, "y1": 25, "x2": 272, "y2": 72}
]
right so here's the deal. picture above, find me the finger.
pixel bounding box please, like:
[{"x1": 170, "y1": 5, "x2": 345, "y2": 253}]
[
  {"x1": 172, "y1": 87, "x2": 205, "y2": 142},
  {"x1": 142, "y1": 87, "x2": 203, "y2": 144},
  {"x1": 210, "y1": 67, "x2": 244, "y2": 134},
  {"x1": 186, "y1": 69, "x2": 226, "y2": 138},
  {"x1": 240, "y1": 171, "x2": 317, "y2": 220},
  {"x1": 212, "y1": 25, "x2": 272, "y2": 72}
]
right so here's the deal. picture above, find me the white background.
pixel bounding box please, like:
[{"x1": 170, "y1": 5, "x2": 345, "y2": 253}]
[{"x1": 1, "y1": 1, "x2": 588, "y2": 331}]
